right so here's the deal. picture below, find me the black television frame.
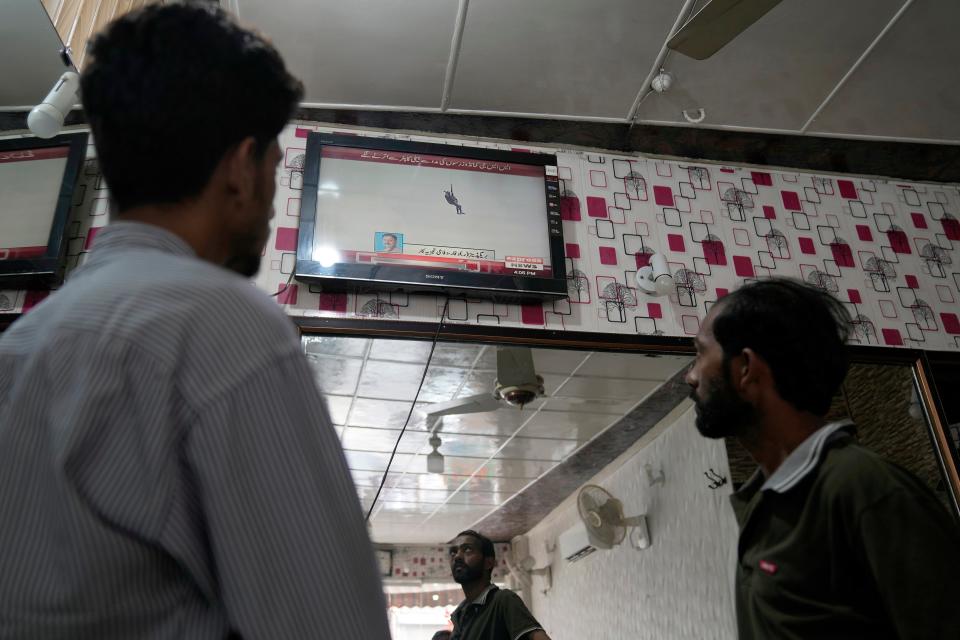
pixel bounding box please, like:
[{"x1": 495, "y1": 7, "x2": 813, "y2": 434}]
[
  {"x1": 295, "y1": 133, "x2": 568, "y2": 303},
  {"x1": 0, "y1": 132, "x2": 87, "y2": 289}
]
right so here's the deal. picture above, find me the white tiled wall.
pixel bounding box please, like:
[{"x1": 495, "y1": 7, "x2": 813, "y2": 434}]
[{"x1": 521, "y1": 406, "x2": 739, "y2": 640}]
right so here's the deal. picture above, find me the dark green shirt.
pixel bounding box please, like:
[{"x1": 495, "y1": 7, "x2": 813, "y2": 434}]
[
  {"x1": 730, "y1": 423, "x2": 960, "y2": 640},
  {"x1": 450, "y1": 585, "x2": 543, "y2": 640}
]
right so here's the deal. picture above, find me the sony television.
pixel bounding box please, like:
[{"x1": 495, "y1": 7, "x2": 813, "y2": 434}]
[
  {"x1": 0, "y1": 133, "x2": 87, "y2": 289},
  {"x1": 294, "y1": 134, "x2": 567, "y2": 303}
]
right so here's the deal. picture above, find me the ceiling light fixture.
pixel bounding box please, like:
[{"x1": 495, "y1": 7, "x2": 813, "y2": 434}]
[{"x1": 427, "y1": 434, "x2": 444, "y2": 474}]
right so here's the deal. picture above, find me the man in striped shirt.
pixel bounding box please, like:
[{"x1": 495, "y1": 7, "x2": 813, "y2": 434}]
[{"x1": 0, "y1": 4, "x2": 389, "y2": 638}]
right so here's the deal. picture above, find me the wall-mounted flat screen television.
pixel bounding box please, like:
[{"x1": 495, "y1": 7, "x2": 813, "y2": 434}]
[
  {"x1": 0, "y1": 133, "x2": 87, "y2": 289},
  {"x1": 295, "y1": 134, "x2": 567, "y2": 302}
]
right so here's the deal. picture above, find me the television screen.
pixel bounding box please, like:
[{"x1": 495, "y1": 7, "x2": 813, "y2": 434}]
[
  {"x1": 0, "y1": 133, "x2": 87, "y2": 289},
  {"x1": 296, "y1": 135, "x2": 567, "y2": 302},
  {"x1": 0, "y1": 145, "x2": 70, "y2": 260}
]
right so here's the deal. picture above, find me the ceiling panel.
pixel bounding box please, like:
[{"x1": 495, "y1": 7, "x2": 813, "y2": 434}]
[
  {"x1": 427, "y1": 408, "x2": 531, "y2": 437},
  {"x1": 357, "y1": 361, "x2": 428, "y2": 400},
  {"x1": 634, "y1": 0, "x2": 905, "y2": 130},
  {"x1": 808, "y1": 0, "x2": 960, "y2": 141},
  {"x1": 237, "y1": 0, "x2": 456, "y2": 108},
  {"x1": 0, "y1": 1, "x2": 70, "y2": 108},
  {"x1": 575, "y1": 353, "x2": 690, "y2": 380},
  {"x1": 519, "y1": 411, "x2": 618, "y2": 441},
  {"x1": 493, "y1": 437, "x2": 579, "y2": 461},
  {"x1": 307, "y1": 354, "x2": 362, "y2": 395},
  {"x1": 556, "y1": 376, "x2": 660, "y2": 399},
  {"x1": 347, "y1": 398, "x2": 419, "y2": 429},
  {"x1": 530, "y1": 348, "x2": 590, "y2": 374},
  {"x1": 303, "y1": 335, "x2": 368, "y2": 358},
  {"x1": 451, "y1": 0, "x2": 688, "y2": 118},
  {"x1": 323, "y1": 394, "x2": 352, "y2": 425}
]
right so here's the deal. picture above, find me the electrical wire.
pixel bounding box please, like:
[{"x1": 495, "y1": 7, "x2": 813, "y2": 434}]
[
  {"x1": 270, "y1": 268, "x2": 296, "y2": 298},
  {"x1": 364, "y1": 298, "x2": 450, "y2": 522}
]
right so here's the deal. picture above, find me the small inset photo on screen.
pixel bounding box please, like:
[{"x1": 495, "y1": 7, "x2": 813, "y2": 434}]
[{"x1": 375, "y1": 232, "x2": 404, "y2": 254}]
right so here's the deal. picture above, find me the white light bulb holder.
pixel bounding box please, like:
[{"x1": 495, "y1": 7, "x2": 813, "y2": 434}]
[
  {"x1": 651, "y1": 71, "x2": 673, "y2": 93},
  {"x1": 635, "y1": 253, "x2": 674, "y2": 297},
  {"x1": 28, "y1": 71, "x2": 80, "y2": 139}
]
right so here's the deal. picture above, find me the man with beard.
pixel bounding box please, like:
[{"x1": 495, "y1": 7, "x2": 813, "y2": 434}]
[
  {"x1": 0, "y1": 4, "x2": 389, "y2": 639},
  {"x1": 686, "y1": 278, "x2": 960, "y2": 639},
  {"x1": 448, "y1": 531, "x2": 550, "y2": 640}
]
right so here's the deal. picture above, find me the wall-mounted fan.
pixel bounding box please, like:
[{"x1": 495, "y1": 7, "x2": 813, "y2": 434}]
[
  {"x1": 577, "y1": 484, "x2": 650, "y2": 550},
  {"x1": 668, "y1": 0, "x2": 783, "y2": 60},
  {"x1": 423, "y1": 346, "x2": 545, "y2": 419}
]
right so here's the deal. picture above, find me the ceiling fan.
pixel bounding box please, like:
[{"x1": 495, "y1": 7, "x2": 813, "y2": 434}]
[
  {"x1": 423, "y1": 346, "x2": 545, "y2": 419},
  {"x1": 667, "y1": 0, "x2": 783, "y2": 60}
]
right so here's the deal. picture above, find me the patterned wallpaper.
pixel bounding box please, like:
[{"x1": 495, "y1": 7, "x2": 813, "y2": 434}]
[
  {"x1": 523, "y1": 407, "x2": 739, "y2": 640},
  {"x1": 3, "y1": 123, "x2": 959, "y2": 353}
]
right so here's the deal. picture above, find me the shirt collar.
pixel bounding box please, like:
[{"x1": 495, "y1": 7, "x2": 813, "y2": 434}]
[
  {"x1": 452, "y1": 583, "x2": 498, "y2": 623},
  {"x1": 761, "y1": 420, "x2": 854, "y2": 493},
  {"x1": 89, "y1": 221, "x2": 195, "y2": 258}
]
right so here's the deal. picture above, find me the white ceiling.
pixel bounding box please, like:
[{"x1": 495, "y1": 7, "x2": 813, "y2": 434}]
[
  {"x1": 0, "y1": 0, "x2": 72, "y2": 109},
  {"x1": 302, "y1": 335, "x2": 690, "y2": 544},
  {"x1": 234, "y1": 0, "x2": 960, "y2": 144}
]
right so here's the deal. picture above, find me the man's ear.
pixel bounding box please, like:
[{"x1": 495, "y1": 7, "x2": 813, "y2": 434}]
[
  {"x1": 221, "y1": 136, "x2": 259, "y2": 200},
  {"x1": 485, "y1": 556, "x2": 496, "y2": 573},
  {"x1": 737, "y1": 348, "x2": 771, "y2": 397}
]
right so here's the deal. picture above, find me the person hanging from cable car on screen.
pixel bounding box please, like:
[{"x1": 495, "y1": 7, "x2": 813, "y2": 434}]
[
  {"x1": 448, "y1": 530, "x2": 551, "y2": 640},
  {"x1": 444, "y1": 184, "x2": 465, "y2": 215}
]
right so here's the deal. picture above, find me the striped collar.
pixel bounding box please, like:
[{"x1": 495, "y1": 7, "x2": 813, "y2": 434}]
[
  {"x1": 760, "y1": 420, "x2": 854, "y2": 493},
  {"x1": 90, "y1": 221, "x2": 195, "y2": 258}
]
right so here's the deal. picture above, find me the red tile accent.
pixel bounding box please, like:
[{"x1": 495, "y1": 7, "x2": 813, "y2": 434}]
[
  {"x1": 276, "y1": 283, "x2": 298, "y2": 305},
  {"x1": 831, "y1": 243, "x2": 854, "y2": 268},
  {"x1": 294, "y1": 127, "x2": 312, "y2": 138},
  {"x1": 319, "y1": 293, "x2": 348, "y2": 312},
  {"x1": 586, "y1": 196, "x2": 608, "y2": 218},
  {"x1": 886, "y1": 230, "x2": 911, "y2": 254},
  {"x1": 635, "y1": 253, "x2": 651, "y2": 269},
  {"x1": 837, "y1": 180, "x2": 857, "y2": 199},
  {"x1": 560, "y1": 196, "x2": 581, "y2": 221},
  {"x1": 598, "y1": 246, "x2": 618, "y2": 265},
  {"x1": 943, "y1": 217, "x2": 960, "y2": 241},
  {"x1": 667, "y1": 234, "x2": 686, "y2": 252},
  {"x1": 716, "y1": 288, "x2": 729, "y2": 298},
  {"x1": 882, "y1": 328, "x2": 904, "y2": 346},
  {"x1": 942, "y1": 313, "x2": 960, "y2": 335},
  {"x1": 781, "y1": 191, "x2": 801, "y2": 211},
  {"x1": 84, "y1": 226, "x2": 102, "y2": 250},
  {"x1": 565, "y1": 243, "x2": 581, "y2": 259},
  {"x1": 798, "y1": 237, "x2": 816, "y2": 255},
  {"x1": 751, "y1": 171, "x2": 773, "y2": 187},
  {"x1": 911, "y1": 213, "x2": 928, "y2": 229},
  {"x1": 847, "y1": 289, "x2": 862, "y2": 304},
  {"x1": 856, "y1": 225, "x2": 873, "y2": 242},
  {"x1": 733, "y1": 255, "x2": 754, "y2": 277},
  {"x1": 905, "y1": 275, "x2": 919, "y2": 289},
  {"x1": 275, "y1": 227, "x2": 299, "y2": 251},
  {"x1": 521, "y1": 304, "x2": 545, "y2": 325},
  {"x1": 653, "y1": 186, "x2": 674, "y2": 207},
  {"x1": 763, "y1": 205, "x2": 776, "y2": 219},
  {"x1": 647, "y1": 303, "x2": 663, "y2": 319},
  {"x1": 22, "y1": 290, "x2": 49, "y2": 312},
  {"x1": 703, "y1": 240, "x2": 727, "y2": 266}
]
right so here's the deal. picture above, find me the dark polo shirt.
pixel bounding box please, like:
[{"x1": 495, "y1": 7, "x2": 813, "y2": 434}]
[
  {"x1": 450, "y1": 584, "x2": 543, "y2": 640},
  {"x1": 731, "y1": 421, "x2": 960, "y2": 639}
]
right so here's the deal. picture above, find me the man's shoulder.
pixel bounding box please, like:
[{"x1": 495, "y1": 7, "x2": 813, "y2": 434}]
[{"x1": 816, "y1": 438, "x2": 936, "y2": 507}]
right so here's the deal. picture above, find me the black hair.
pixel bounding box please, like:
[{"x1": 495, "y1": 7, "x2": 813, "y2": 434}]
[
  {"x1": 80, "y1": 3, "x2": 303, "y2": 213},
  {"x1": 455, "y1": 529, "x2": 496, "y2": 560},
  {"x1": 711, "y1": 278, "x2": 851, "y2": 416},
  {"x1": 431, "y1": 632, "x2": 452, "y2": 640}
]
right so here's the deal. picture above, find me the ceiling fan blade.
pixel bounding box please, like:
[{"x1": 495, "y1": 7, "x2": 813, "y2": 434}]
[
  {"x1": 496, "y1": 347, "x2": 538, "y2": 387},
  {"x1": 424, "y1": 393, "x2": 502, "y2": 418},
  {"x1": 667, "y1": 0, "x2": 782, "y2": 60}
]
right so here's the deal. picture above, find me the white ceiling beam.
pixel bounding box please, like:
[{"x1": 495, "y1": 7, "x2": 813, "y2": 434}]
[
  {"x1": 800, "y1": 0, "x2": 915, "y2": 134},
  {"x1": 440, "y1": 0, "x2": 470, "y2": 112},
  {"x1": 626, "y1": 0, "x2": 700, "y2": 123}
]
